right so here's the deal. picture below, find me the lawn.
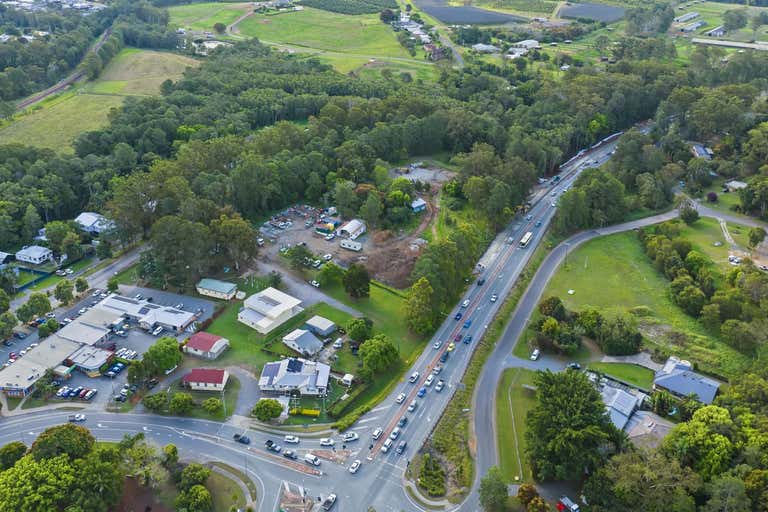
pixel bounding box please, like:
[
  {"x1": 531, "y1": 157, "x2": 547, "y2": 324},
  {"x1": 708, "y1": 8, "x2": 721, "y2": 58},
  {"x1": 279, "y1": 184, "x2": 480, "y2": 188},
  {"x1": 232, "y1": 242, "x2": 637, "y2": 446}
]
[
  {"x1": 587, "y1": 362, "x2": 654, "y2": 389},
  {"x1": 86, "y1": 48, "x2": 199, "y2": 96},
  {"x1": 155, "y1": 375, "x2": 241, "y2": 421},
  {"x1": 235, "y1": 7, "x2": 414, "y2": 58},
  {"x1": 168, "y1": 2, "x2": 252, "y2": 32},
  {"x1": 113, "y1": 262, "x2": 141, "y2": 286},
  {"x1": 495, "y1": 367, "x2": 536, "y2": 483},
  {"x1": 544, "y1": 231, "x2": 750, "y2": 378},
  {"x1": 677, "y1": 217, "x2": 750, "y2": 273},
  {"x1": 206, "y1": 470, "x2": 247, "y2": 512}
]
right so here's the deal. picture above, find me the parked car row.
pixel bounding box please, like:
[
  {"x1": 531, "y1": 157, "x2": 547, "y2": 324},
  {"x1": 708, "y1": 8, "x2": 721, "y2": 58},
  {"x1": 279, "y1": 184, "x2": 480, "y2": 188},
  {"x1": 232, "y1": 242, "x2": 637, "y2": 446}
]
[
  {"x1": 104, "y1": 361, "x2": 126, "y2": 378},
  {"x1": 4, "y1": 343, "x2": 39, "y2": 367},
  {"x1": 56, "y1": 386, "x2": 98, "y2": 401},
  {"x1": 115, "y1": 348, "x2": 138, "y2": 360}
]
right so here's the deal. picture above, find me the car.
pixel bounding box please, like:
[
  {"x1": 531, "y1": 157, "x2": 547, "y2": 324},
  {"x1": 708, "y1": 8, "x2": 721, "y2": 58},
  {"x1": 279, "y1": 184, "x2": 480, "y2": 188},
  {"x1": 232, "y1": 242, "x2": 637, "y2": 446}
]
[
  {"x1": 567, "y1": 362, "x2": 581, "y2": 370},
  {"x1": 147, "y1": 378, "x2": 159, "y2": 389},
  {"x1": 284, "y1": 435, "x2": 300, "y2": 444},
  {"x1": 323, "y1": 254, "x2": 332, "y2": 261},
  {"x1": 454, "y1": 312, "x2": 462, "y2": 321},
  {"x1": 447, "y1": 342, "x2": 456, "y2": 352},
  {"x1": 233, "y1": 433, "x2": 250, "y2": 444},
  {"x1": 390, "y1": 427, "x2": 401, "y2": 440},
  {"x1": 477, "y1": 278, "x2": 486, "y2": 286},
  {"x1": 395, "y1": 441, "x2": 407, "y2": 455},
  {"x1": 264, "y1": 440, "x2": 281, "y2": 452},
  {"x1": 535, "y1": 220, "x2": 542, "y2": 227},
  {"x1": 45, "y1": 312, "x2": 55, "y2": 319},
  {"x1": 417, "y1": 387, "x2": 426, "y2": 397},
  {"x1": 2, "y1": 340, "x2": 12, "y2": 347},
  {"x1": 435, "y1": 379, "x2": 445, "y2": 392},
  {"x1": 440, "y1": 351, "x2": 450, "y2": 363},
  {"x1": 454, "y1": 333, "x2": 463, "y2": 343},
  {"x1": 425, "y1": 374, "x2": 435, "y2": 386},
  {"x1": 134, "y1": 294, "x2": 143, "y2": 300},
  {"x1": 9, "y1": 352, "x2": 17, "y2": 359},
  {"x1": 490, "y1": 294, "x2": 498, "y2": 302},
  {"x1": 68, "y1": 414, "x2": 86, "y2": 422},
  {"x1": 432, "y1": 340, "x2": 442, "y2": 350},
  {"x1": 62, "y1": 317, "x2": 72, "y2": 324},
  {"x1": 65, "y1": 268, "x2": 74, "y2": 275},
  {"x1": 105, "y1": 371, "x2": 116, "y2": 378},
  {"x1": 92, "y1": 290, "x2": 101, "y2": 297},
  {"x1": 79, "y1": 389, "x2": 89, "y2": 399},
  {"x1": 463, "y1": 319, "x2": 472, "y2": 329},
  {"x1": 152, "y1": 326, "x2": 163, "y2": 336},
  {"x1": 325, "y1": 233, "x2": 336, "y2": 241},
  {"x1": 78, "y1": 308, "x2": 87, "y2": 315},
  {"x1": 396, "y1": 392, "x2": 407, "y2": 404},
  {"x1": 114, "y1": 395, "x2": 126, "y2": 402},
  {"x1": 372, "y1": 427, "x2": 383, "y2": 440},
  {"x1": 398, "y1": 416, "x2": 408, "y2": 428},
  {"x1": 332, "y1": 338, "x2": 343, "y2": 349},
  {"x1": 56, "y1": 387, "x2": 68, "y2": 397},
  {"x1": 84, "y1": 390, "x2": 97, "y2": 400},
  {"x1": 530, "y1": 348, "x2": 541, "y2": 361},
  {"x1": 349, "y1": 459, "x2": 362, "y2": 474},
  {"x1": 463, "y1": 335, "x2": 472, "y2": 344},
  {"x1": 342, "y1": 432, "x2": 359, "y2": 442},
  {"x1": 320, "y1": 438, "x2": 335, "y2": 447},
  {"x1": 551, "y1": 202, "x2": 557, "y2": 207},
  {"x1": 309, "y1": 280, "x2": 320, "y2": 288},
  {"x1": 461, "y1": 299, "x2": 469, "y2": 308},
  {"x1": 526, "y1": 214, "x2": 533, "y2": 220},
  {"x1": 13, "y1": 332, "x2": 25, "y2": 340},
  {"x1": 408, "y1": 371, "x2": 419, "y2": 383},
  {"x1": 407, "y1": 399, "x2": 418, "y2": 412},
  {"x1": 432, "y1": 365, "x2": 442, "y2": 375},
  {"x1": 380, "y1": 439, "x2": 393, "y2": 453},
  {"x1": 283, "y1": 449, "x2": 298, "y2": 460}
]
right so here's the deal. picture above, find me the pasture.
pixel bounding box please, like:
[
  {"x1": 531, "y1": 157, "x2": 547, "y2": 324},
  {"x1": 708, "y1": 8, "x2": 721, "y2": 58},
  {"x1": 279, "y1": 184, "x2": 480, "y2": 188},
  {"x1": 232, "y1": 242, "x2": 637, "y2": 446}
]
[
  {"x1": 558, "y1": 2, "x2": 626, "y2": 22},
  {"x1": 168, "y1": 2, "x2": 252, "y2": 32}
]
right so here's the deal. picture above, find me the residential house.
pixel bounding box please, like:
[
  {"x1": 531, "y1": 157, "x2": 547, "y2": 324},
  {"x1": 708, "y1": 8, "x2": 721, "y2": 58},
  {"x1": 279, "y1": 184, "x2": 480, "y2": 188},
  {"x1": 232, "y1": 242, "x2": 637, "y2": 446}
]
[
  {"x1": 183, "y1": 368, "x2": 229, "y2": 391},
  {"x1": 74, "y1": 212, "x2": 114, "y2": 235},
  {"x1": 258, "y1": 358, "x2": 330, "y2": 396},
  {"x1": 196, "y1": 278, "x2": 237, "y2": 300},
  {"x1": 304, "y1": 315, "x2": 336, "y2": 337},
  {"x1": 184, "y1": 332, "x2": 230, "y2": 360},
  {"x1": 512, "y1": 39, "x2": 541, "y2": 50},
  {"x1": 724, "y1": 180, "x2": 748, "y2": 192},
  {"x1": 471, "y1": 43, "x2": 500, "y2": 53},
  {"x1": 15, "y1": 245, "x2": 52, "y2": 265},
  {"x1": 99, "y1": 294, "x2": 197, "y2": 332},
  {"x1": 282, "y1": 329, "x2": 323, "y2": 357},
  {"x1": 237, "y1": 287, "x2": 303, "y2": 334},
  {"x1": 653, "y1": 356, "x2": 721, "y2": 404},
  {"x1": 690, "y1": 143, "x2": 713, "y2": 160},
  {"x1": 601, "y1": 385, "x2": 645, "y2": 430}
]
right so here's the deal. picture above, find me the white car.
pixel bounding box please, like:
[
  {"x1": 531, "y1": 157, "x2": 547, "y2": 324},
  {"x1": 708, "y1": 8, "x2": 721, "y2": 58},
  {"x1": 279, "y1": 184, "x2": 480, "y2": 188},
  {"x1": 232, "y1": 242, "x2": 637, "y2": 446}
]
[
  {"x1": 323, "y1": 254, "x2": 332, "y2": 261},
  {"x1": 461, "y1": 299, "x2": 470, "y2": 308},
  {"x1": 309, "y1": 280, "x2": 320, "y2": 288},
  {"x1": 490, "y1": 294, "x2": 498, "y2": 302},
  {"x1": 320, "y1": 438, "x2": 335, "y2": 447},
  {"x1": 349, "y1": 459, "x2": 362, "y2": 474},
  {"x1": 372, "y1": 427, "x2": 383, "y2": 440},
  {"x1": 425, "y1": 374, "x2": 435, "y2": 387},
  {"x1": 433, "y1": 340, "x2": 442, "y2": 350},
  {"x1": 342, "y1": 432, "x2": 359, "y2": 442},
  {"x1": 284, "y1": 435, "x2": 300, "y2": 444},
  {"x1": 73, "y1": 414, "x2": 86, "y2": 422},
  {"x1": 396, "y1": 392, "x2": 407, "y2": 404},
  {"x1": 380, "y1": 439, "x2": 393, "y2": 453},
  {"x1": 530, "y1": 348, "x2": 541, "y2": 361}
]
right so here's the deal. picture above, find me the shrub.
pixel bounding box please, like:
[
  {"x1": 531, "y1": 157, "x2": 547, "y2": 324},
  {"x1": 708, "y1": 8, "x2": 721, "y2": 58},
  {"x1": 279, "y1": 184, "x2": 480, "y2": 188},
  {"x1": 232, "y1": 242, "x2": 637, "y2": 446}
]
[{"x1": 418, "y1": 453, "x2": 446, "y2": 497}]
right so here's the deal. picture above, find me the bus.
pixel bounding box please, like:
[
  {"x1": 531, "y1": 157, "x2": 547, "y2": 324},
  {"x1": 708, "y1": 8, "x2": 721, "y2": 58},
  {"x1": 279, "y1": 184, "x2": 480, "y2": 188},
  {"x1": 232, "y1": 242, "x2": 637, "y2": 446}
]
[{"x1": 519, "y1": 231, "x2": 533, "y2": 248}]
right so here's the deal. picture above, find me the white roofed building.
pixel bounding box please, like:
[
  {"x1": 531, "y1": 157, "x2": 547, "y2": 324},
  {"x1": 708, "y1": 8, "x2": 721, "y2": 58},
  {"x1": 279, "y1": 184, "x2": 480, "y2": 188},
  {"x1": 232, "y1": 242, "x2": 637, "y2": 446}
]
[
  {"x1": 339, "y1": 219, "x2": 366, "y2": 240},
  {"x1": 259, "y1": 358, "x2": 330, "y2": 396},
  {"x1": 15, "y1": 245, "x2": 52, "y2": 265},
  {"x1": 238, "y1": 287, "x2": 303, "y2": 334},
  {"x1": 74, "y1": 212, "x2": 115, "y2": 235}
]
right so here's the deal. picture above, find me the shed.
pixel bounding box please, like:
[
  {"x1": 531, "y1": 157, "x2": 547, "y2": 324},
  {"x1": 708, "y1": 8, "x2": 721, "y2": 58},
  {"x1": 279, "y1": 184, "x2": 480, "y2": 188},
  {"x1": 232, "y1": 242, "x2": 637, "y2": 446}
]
[
  {"x1": 305, "y1": 315, "x2": 336, "y2": 337},
  {"x1": 282, "y1": 329, "x2": 323, "y2": 356},
  {"x1": 339, "y1": 219, "x2": 366, "y2": 240},
  {"x1": 196, "y1": 278, "x2": 237, "y2": 300},
  {"x1": 342, "y1": 373, "x2": 354, "y2": 386},
  {"x1": 411, "y1": 197, "x2": 427, "y2": 213}
]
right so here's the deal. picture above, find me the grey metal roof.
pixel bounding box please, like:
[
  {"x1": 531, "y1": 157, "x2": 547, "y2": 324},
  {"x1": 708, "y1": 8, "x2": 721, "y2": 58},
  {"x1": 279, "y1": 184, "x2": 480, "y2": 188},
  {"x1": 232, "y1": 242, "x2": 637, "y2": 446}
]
[{"x1": 654, "y1": 371, "x2": 720, "y2": 404}]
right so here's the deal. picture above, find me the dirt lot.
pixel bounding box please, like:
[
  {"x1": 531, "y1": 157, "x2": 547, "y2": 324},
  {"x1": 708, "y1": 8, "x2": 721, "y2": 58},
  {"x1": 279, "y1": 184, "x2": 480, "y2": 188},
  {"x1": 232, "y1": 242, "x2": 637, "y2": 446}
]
[{"x1": 259, "y1": 164, "x2": 454, "y2": 288}]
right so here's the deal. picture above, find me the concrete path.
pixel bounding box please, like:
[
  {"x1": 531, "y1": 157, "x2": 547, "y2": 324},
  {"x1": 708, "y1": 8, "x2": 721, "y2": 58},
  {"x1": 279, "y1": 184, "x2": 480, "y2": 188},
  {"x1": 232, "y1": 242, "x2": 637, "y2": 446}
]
[{"x1": 600, "y1": 352, "x2": 662, "y2": 372}]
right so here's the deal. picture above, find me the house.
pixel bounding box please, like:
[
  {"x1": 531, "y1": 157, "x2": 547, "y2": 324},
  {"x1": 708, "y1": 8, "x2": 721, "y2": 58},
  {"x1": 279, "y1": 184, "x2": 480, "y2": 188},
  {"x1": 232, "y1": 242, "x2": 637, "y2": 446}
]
[
  {"x1": 724, "y1": 180, "x2": 748, "y2": 192},
  {"x1": 15, "y1": 245, "x2": 52, "y2": 265},
  {"x1": 600, "y1": 385, "x2": 645, "y2": 430},
  {"x1": 690, "y1": 143, "x2": 713, "y2": 160},
  {"x1": 471, "y1": 43, "x2": 500, "y2": 53},
  {"x1": 513, "y1": 39, "x2": 541, "y2": 50},
  {"x1": 196, "y1": 278, "x2": 237, "y2": 300},
  {"x1": 74, "y1": 212, "x2": 114, "y2": 235},
  {"x1": 339, "y1": 219, "x2": 366, "y2": 240},
  {"x1": 305, "y1": 315, "x2": 336, "y2": 337},
  {"x1": 237, "y1": 287, "x2": 303, "y2": 334},
  {"x1": 705, "y1": 25, "x2": 725, "y2": 37},
  {"x1": 411, "y1": 197, "x2": 427, "y2": 213},
  {"x1": 183, "y1": 368, "x2": 229, "y2": 391},
  {"x1": 67, "y1": 345, "x2": 113, "y2": 374},
  {"x1": 340, "y1": 239, "x2": 362, "y2": 252},
  {"x1": 674, "y1": 11, "x2": 699, "y2": 23},
  {"x1": 258, "y1": 358, "x2": 330, "y2": 396},
  {"x1": 99, "y1": 294, "x2": 197, "y2": 332},
  {"x1": 653, "y1": 356, "x2": 721, "y2": 404},
  {"x1": 0, "y1": 251, "x2": 11, "y2": 265},
  {"x1": 184, "y1": 332, "x2": 230, "y2": 360},
  {"x1": 282, "y1": 329, "x2": 323, "y2": 357}
]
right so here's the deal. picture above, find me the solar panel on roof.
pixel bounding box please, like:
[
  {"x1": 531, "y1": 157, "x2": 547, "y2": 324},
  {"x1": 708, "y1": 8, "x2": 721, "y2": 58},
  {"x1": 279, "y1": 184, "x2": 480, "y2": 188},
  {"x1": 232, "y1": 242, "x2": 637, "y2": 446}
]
[
  {"x1": 138, "y1": 307, "x2": 150, "y2": 315},
  {"x1": 286, "y1": 359, "x2": 303, "y2": 373}
]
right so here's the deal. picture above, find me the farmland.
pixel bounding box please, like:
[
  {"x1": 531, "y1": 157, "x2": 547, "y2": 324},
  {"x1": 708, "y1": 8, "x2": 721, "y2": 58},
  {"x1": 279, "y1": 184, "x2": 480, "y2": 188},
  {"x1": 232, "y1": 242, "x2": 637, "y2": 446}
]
[
  {"x1": 0, "y1": 49, "x2": 198, "y2": 152},
  {"x1": 168, "y1": 2, "x2": 252, "y2": 32},
  {"x1": 414, "y1": 0, "x2": 524, "y2": 24}
]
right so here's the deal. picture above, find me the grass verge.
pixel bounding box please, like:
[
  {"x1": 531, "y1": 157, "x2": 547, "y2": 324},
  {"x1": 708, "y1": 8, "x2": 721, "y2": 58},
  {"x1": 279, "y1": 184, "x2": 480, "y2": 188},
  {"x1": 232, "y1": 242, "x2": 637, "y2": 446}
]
[
  {"x1": 209, "y1": 462, "x2": 258, "y2": 501},
  {"x1": 495, "y1": 367, "x2": 536, "y2": 483}
]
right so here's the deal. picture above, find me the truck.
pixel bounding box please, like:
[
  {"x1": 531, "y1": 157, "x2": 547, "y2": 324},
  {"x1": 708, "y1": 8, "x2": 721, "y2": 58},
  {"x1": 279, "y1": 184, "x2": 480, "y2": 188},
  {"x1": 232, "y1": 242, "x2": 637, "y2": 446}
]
[{"x1": 321, "y1": 493, "x2": 337, "y2": 510}]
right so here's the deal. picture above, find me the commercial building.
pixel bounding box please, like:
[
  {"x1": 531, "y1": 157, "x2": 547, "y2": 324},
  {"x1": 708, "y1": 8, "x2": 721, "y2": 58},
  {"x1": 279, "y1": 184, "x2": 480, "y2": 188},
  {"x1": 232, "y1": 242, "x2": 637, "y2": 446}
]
[
  {"x1": 196, "y1": 278, "x2": 238, "y2": 300},
  {"x1": 15, "y1": 245, "x2": 53, "y2": 265},
  {"x1": 259, "y1": 358, "x2": 330, "y2": 396},
  {"x1": 339, "y1": 219, "x2": 366, "y2": 240},
  {"x1": 184, "y1": 332, "x2": 230, "y2": 360},
  {"x1": 304, "y1": 315, "x2": 336, "y2": 337},
  {"x1": 282, "y1": 329, "x2": 323, "y2": 357},
  {"x1": 183, "y1": 368, "x2": 229, "y2": 391},
  {"x1": 74, "y1": 212, "x2": 115, "y2": 235},
  {"x1": 237, "y1": 287, "x2": 303, "y2": 334},
  {"x1": 56, "y1": 308, "x2": 123, "y2": 346},
  {"x1": 66, "y1": 345, "x2": 113, "y2": 374},
  {"x1": 99, "y1": 294, "x2": 197, "y2": 332},
  {"x1": 0, "y1": 337, "x2": 81, "y2": 397},
  {"x1": 653, "y1": 356, "x2": 721, "y2": 404}
]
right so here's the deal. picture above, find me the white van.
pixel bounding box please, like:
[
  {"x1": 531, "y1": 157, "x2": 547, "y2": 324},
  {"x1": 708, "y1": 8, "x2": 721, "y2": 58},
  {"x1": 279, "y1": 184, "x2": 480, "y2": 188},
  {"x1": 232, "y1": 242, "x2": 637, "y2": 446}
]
[
  {"x1": 408, "y1": 372, "x2": 419, "y2": 383},
  {"x1": 304, "y1": 453, "x2": 321, "y2": 466},
  {"x1": 380, "y1": 439, "x2": 393, "y2": 453}
]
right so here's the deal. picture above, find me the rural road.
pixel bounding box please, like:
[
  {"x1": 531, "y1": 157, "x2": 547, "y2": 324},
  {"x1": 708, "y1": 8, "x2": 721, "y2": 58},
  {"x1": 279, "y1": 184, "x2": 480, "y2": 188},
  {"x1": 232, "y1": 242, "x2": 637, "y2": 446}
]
[{"x1": 15, "y1": 27, "x2": 112, "y2": 111}]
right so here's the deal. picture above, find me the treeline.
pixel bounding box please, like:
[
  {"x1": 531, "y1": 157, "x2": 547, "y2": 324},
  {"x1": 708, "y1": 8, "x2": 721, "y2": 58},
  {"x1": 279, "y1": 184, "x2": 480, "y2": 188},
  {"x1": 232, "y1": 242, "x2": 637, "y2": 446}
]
[
  {"x1": 639, "y1": 220, "x2": 768, "y2": 354},
  {"x1": 300, "y1": 0, "x2": 396, "y2": 15}
]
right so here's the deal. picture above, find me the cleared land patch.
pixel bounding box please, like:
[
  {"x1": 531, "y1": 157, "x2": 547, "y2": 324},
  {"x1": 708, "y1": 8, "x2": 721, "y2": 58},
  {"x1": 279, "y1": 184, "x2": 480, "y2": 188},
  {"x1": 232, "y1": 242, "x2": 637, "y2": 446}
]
[
  {"x1": 168, "y1": 2, "x2": 252, "y2": 31},
  {"x1": 88, "y1": 48, "x2": 199, "y2": 96}
]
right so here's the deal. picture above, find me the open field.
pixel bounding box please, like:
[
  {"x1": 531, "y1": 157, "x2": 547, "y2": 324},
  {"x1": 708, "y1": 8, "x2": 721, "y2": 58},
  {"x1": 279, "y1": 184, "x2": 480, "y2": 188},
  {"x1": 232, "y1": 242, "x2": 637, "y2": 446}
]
[
  {"x1": 495, "y1": 367, "x2": 535, "y2": 483},
  {"x1": 206, "y1": 470, "x2": 247, "y2": 511},
  {"x1": 168, "y1": 2, "x2": 252, "y2": 32},
  {"x1": 544, "y1": 231, "x2": 750, "y2": 378},
  {"x1": 559, "y1": 1, "x2": 625, "y2": 22},
  {"x1": 587, "y1": 362, "x2": 654, "y2": 389},
  {"x1": 0, "y1": 48, "x2": 198, "y2": 152}
]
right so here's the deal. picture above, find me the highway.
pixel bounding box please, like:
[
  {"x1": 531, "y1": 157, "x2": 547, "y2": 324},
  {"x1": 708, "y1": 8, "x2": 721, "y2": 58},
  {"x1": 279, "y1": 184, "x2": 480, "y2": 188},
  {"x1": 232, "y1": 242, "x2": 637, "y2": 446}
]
[{"x1": 0, "y1": 133, "x2": 629, "y2": 511}]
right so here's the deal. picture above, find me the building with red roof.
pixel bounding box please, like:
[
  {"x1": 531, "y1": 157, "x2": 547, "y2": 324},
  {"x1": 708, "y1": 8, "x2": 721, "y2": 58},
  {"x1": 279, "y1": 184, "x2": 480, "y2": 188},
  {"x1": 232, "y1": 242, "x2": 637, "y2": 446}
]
[
  {"x1": 183, "y1": 332, "x2": 230, "y2": 360},
  {"x1": 182, "y1": 368, "x2": 230, "y2": 391}
]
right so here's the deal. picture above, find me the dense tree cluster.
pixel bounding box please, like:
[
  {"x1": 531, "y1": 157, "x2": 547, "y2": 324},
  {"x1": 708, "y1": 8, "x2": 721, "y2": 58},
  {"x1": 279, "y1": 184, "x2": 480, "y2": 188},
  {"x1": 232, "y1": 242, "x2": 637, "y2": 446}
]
[{"x1": 625, "y1": 3, "x2": 675, "y2": 35}]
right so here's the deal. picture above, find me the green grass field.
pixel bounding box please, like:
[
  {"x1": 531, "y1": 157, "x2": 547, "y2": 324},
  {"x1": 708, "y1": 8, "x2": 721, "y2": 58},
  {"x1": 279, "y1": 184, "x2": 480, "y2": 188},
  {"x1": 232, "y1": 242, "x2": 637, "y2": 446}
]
[
  {"x1": 496, "y1": 367, "x2": 536, "y2": 483},
  {"x1": 587, "y1": 362, "x2": 654, "y2": 389},
  {"x1": 0, "y1": 48, "x2": 198, "y2": 152},
  {"x1": 449, "y1": 0, "x2": 557, "y2": 16},
  {"x1": 544, "y1": 231, "x2": 750, "y2": 378},
  {"x1": 206, "y1": 471, "x2": 247, "y2": 512},
  {"x1": 168, "y1": 2, "x2": 252, "y2": 31}
]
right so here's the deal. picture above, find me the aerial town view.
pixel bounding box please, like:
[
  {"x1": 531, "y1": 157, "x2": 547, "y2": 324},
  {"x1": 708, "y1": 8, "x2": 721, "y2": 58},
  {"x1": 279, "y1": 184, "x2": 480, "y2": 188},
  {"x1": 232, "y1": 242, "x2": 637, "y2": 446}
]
[{"x1": 0, "y1": 0, "x2": 767, "y2": 510}]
